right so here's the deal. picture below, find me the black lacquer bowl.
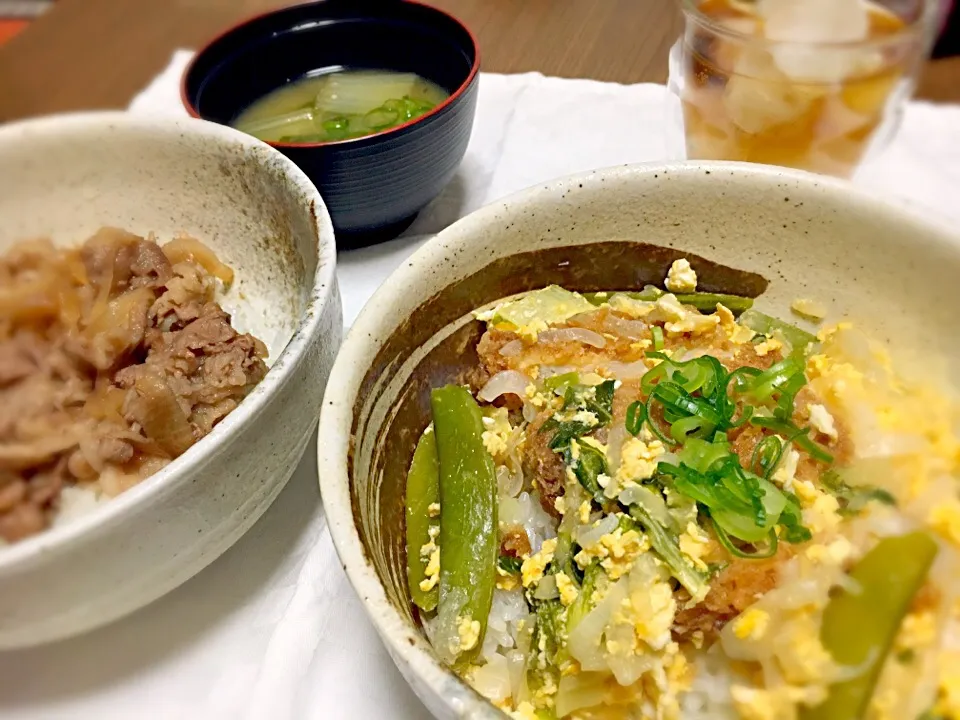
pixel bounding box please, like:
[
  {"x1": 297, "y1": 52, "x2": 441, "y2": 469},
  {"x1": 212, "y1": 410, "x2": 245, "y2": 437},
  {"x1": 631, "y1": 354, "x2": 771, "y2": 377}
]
[{"x1": 182, "y1": 0, "x2": 479, "y2": 245}]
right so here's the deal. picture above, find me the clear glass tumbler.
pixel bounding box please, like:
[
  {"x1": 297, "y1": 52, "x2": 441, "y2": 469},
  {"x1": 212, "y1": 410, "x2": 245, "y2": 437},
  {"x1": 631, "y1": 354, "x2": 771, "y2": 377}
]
[{"x1": 667, "y1": 0, "x2": 941, "y2": 177}]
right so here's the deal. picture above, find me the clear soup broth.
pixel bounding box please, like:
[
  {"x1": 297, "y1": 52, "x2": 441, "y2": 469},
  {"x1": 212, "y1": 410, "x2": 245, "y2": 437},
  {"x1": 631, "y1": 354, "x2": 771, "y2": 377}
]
[{"x1": 232, "y1": 69, "x2": 450, "y2": 144}]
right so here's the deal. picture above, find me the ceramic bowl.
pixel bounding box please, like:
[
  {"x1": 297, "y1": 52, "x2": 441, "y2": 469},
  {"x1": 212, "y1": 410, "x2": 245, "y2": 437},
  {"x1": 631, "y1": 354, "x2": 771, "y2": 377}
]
[
  {"x1": 316, "y1": 161, "x2": 960, "y2": 718},
  {"x1": 0, "y1": 112, "x2": 341, "y2": 649},
  {"x1": 182, "y1": 0, "x2": 480, "y2": 245}
]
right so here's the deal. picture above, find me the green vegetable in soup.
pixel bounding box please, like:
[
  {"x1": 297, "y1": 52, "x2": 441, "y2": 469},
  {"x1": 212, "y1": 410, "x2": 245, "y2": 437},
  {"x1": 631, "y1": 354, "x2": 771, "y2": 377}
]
[
  {"x1": 232, "y1": 69, "x2": 448, "y2": 143},
  {"x1": 801, "y1": 532, "x2": 938, "y2": 720},
  {"x1": 405, "y1": 425, "x2": 440, "y2": 612},
  {"x1": 431, "y1": 385, "x2": 498, "y2": 663}
]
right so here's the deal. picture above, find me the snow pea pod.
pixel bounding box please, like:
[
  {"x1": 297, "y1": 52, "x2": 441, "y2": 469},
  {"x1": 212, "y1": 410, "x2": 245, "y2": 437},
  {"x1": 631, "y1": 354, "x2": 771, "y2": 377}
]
[
  {"x1": 431, "y1": 385, "x2": 498, "y2": 662},
  {"x1": 801, "y1": 531, "x2": 938, "y2": 720},
  {"x1": 405, "y1": 425, "x2": 440, "y2": 612}
]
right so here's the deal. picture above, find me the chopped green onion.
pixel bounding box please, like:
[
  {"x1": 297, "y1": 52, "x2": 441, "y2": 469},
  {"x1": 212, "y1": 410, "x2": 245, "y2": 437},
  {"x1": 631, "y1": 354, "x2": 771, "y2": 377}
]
[
  {"x1": 751, "y1": 416, "x2": 834, "y2": 464},
  {"x1": 625, "y1": 400, "x2": 645, "y2": 436},
  {"x1": 651, "y1": 325, "x2": 664, "y2": 350},
  {"x1": 710, "y1": 512, "x2": 779, "y2": 559}
]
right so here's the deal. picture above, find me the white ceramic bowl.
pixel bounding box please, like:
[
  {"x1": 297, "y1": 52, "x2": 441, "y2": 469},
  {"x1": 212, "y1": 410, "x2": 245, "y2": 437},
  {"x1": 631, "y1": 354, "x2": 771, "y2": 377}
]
[
  {"x1": 316, "y1": 161, "x2": 960, "y2": 718},
  {"x1": 0, "y1": 112, "x2": 341, "y2": 648}
]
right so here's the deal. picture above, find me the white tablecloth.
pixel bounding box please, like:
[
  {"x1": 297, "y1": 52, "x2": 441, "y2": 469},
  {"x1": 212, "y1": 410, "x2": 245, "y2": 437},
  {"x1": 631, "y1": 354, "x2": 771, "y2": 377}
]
[{"x1": 2, "y1": 49, "x2": 959, "y2": 720}]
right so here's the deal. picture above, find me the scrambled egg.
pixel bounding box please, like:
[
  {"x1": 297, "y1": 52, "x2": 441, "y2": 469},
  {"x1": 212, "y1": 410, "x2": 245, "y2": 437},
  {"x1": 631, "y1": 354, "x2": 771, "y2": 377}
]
[
  {"x1": 653, "y1": 294, "x2": 720, "y2": 336},
  {"x1": 730, "y1": 686, "x2": 800, "y2": 720},
  {"x1": 753, "y1": 337, "x2": 782, "y2": 357},
  {"x1": 896, "y1": 610, "x2": 937, "y2": 651},
  {"x1": 428, "y1": 502, "x2": 440, "y2": 518},
  {"x1": 665, "y1": 258, "x2": 698, "y2": 293},
  {"x1": 554, "y1": 496, "x2": 567, "y2": 516},
  {"x1": 732, "y1": 607, "x2": 770, "y2": 641},
  {"x1": 575, "y1": 527, "x2": 650, "y2": 579},
  {"x1": 457, "y1": 616, "x2": 481, "y2": 652},
  {"x1": 617, "y1": 568, "x2": 677, "y2": 651},
  {"x1": 930, "y1": 501, "x2": 960, "y2": 547},
  {"x1": 419, "y1": 545, "x2": 440, "y2": 593},
  {"x1": 677, "y1": 521, "x2": 711, "y2": 571},
  {"x1": 804, "y1": 536, "x2": 855, "y2": 566},
  {"x1": 778, "y1": 615, "x2": 836, "y2": 685},
  {"x1": 496, "y1": 564, "x2": 521, "y2": 591},
  {"x1": 522, "y1": 537, "x2": 558, "y2": 588},
  {"x1": 614, "y1": 437, "x2": 665, "y2": 491},
  {"x1": 935, "y1": 650, "x2": 960, "y2": 718},
  {"x1": 556, "y1": 571, "x2": 579, "y2": 606},
  {"x1": 482, "y1": 407, "x2": 524, "y2": 460},
  {"x1": 718, "y1": 303, "x2": 756, "y2": 344},
  {"x1": 419, "y1": 524, "x2": 441, "y2": 592},
  {"x1": 807, "y1": 403, "x2": 839, "y2": 442},
  {"x1": 578, "y1": 500, "x2": 592, "y2": 525},
  {"x1": 772, "y1": 448, "x2": 800, "y2": 491}
]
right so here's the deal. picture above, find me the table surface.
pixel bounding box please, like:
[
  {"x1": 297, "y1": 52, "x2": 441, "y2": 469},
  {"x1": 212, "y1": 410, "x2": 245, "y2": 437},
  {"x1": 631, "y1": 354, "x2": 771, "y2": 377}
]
[{"x1": 1, "y1": 0, "x2": 958, "y2": 123}]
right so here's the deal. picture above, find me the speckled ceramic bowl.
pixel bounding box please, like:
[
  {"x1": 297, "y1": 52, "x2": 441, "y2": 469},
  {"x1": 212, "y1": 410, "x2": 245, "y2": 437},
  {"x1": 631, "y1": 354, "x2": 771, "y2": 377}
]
[
  {"x1": 0, "y1": 112, "x2": 341, "y2": 648},
  {"x1": 316, "y1": 161, "x2": 960, "y2": 718}
]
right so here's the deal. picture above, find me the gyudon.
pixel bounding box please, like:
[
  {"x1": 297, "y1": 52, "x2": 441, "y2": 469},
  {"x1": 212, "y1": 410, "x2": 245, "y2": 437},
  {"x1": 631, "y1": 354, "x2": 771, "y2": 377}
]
[{"x1": 0, "y1": 228, "x2": 268, "y2": 542}]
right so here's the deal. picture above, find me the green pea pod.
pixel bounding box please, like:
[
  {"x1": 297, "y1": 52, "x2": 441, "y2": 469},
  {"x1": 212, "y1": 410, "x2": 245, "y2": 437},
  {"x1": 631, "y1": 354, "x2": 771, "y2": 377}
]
[
  {"x1": 674, "y1": 292, "x2": 754, "y2": 314},
  {"x1": 431, "y1": 385, "x2": 498, "y2": 662},
  {"x1": 801, "y1": 532, "x2": 938, "y2": 720},
  {"x1": 740, "y1": 309, "x2": 818, "y2": 357},
  {"x1": 405, "y1": 425, "x2": 440, "y2": 612}
]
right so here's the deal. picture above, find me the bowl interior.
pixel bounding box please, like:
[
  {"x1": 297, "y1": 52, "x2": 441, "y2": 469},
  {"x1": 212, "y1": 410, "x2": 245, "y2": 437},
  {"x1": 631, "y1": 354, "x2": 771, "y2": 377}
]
[
  {"x1": 0, "y1": 114, "x2": 320, "y2": 361},
  {"x1": 185, "y1": 0, "x2": 477, "y2": 130},
  {"x1": 325, "y1": 162, "x2": 960, "y2": 714}
]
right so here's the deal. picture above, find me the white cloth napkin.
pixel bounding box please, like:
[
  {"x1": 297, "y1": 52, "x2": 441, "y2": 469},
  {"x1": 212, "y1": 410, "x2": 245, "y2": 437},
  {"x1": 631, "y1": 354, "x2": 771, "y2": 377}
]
[{"x1": 2, "y1": 49, "x2": 959, "y2": 720}]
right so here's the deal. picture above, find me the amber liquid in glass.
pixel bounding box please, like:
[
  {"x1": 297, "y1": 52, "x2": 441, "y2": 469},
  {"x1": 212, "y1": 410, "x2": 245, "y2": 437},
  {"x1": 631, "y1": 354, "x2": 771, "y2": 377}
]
[{"x1": 681, "y1": 0, "x2": 908, "y2": 177}]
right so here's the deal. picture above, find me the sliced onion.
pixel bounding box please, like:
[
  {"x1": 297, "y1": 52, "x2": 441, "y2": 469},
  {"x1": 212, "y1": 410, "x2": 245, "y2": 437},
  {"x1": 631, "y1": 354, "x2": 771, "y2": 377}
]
[
  {"x1": 534, "y1": 574, "x2": 559, "y2": 600},
  {"x1": 567, "y1": 577, "x2": 627, "y2": 670},
  {"x1": 496, "y1": 464, "x2": 523, "y2": 498},
  {"x1": 538, "y1": 327, "x2": 607, "y2": 348},
  {"x1": 575, "y1": 514, "x2": 619, "y2": 548},
  {"x1": 601, "y1": 313, "x2": 650, "y2": 341},
  {"x1": 602, "y1": 359, "x2": 650, "y2": 380},
  {"x1": 499, "y1": 339, "x2": 524, "y2": 357},
  {"x1": 478, "y1": 370, "x2": 533, "y2": 403},
  {"x1": 605, "y1": 424, "x2": 627, "y2": 476},
  {"x1": 522, "y1": 402, "x2": 539, "y2": 423}
]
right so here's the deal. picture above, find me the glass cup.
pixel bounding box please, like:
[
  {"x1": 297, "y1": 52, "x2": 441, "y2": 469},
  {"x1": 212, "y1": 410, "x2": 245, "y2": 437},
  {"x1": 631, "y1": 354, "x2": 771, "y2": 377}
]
[{"x1": 667, "y1": 0, "x2": 941, "y2": 177}]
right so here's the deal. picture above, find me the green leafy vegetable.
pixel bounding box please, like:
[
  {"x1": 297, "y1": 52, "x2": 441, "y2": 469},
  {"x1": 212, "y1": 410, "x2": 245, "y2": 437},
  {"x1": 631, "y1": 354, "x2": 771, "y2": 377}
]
[
  {"x1": 498, "y1": 555, "x2": 523, "y2": 574},
  {"x1": 627, "y1": 506, "x2": 710, "y2": 600},
  {"x1": 564, "y1": 440, "x2": 608, "y2": 504},
  {"x1": 821, "y1": 470, "x2": 897, "y2": 516}
]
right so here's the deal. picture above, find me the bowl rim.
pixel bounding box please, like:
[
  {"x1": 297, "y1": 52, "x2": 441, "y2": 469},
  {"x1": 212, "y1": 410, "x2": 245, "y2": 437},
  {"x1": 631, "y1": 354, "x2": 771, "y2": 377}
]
[
  {"x1": 180, "y1": 0, "x2": 482, "y2": 150},
  {"x1": 0, "y1": 111, "x2": 338, "y2": 569},
  {"x1": 315, "y1": 159, "x2": 960, "y2": 714}
]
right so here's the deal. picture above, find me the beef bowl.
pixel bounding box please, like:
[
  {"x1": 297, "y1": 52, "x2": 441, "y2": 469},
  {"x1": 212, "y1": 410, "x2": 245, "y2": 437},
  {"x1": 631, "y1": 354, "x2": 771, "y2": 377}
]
[{"x1": 0, "y1": 112, "x2": 341, "y2": 648}]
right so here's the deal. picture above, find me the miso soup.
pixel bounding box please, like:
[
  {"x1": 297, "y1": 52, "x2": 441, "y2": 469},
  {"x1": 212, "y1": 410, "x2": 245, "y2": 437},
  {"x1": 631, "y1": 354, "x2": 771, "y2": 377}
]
[{"x1": 232, "y1": 69, "x2": 450, "y2": 143}]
